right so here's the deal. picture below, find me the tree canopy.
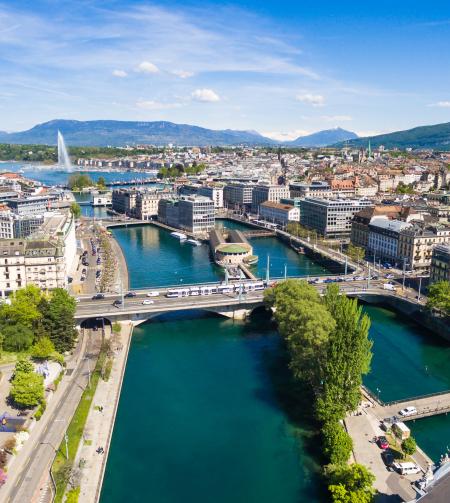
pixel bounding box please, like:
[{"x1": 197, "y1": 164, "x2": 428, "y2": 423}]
[
  {"x1": 10, "y1": 371, "x2": 44, "y2": 408},
  {"x1": 427, "y1": 281, "x2": 450, "y2": 316}
]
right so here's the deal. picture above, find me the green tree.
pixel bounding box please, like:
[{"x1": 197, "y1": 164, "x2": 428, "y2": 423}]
[
  {"x1": 15, "y1": 358, "x2": 34, "y2": 374},
  {"x1": 67, "y1": 173, "x2": 93, "y2": 190},
  {"x1": 2, "y1": 324, "x2": 34, "y2": 352},
  {"x1": 346, "y1": 244, "x2": 365, "y2": 263},
  {"x1": 427, "y1": 281, "x2": 450, "y2": 316},
  {"x1": 401, "y1": 436, "x2": 417, "y2": 457},
  {"x1": 40, "y1": 289, "x2": 77, "y2": 352},
  {"x1": 97, "y1": 176, "x2": 106, "y2": 188},
  {"x1": 327, "y1": 463, "x2": 376, "y2": 503},
  {"x1": 70, "y1": 202, "x2": 81, "y2": 219},
  {"x1": 0, "y1": 285, "x2": 43, "y2": 329},
  {"x1": 31, "y1": 337, "x2": 55, "y2": 359},
  {"x1": 322, "y1": 420, "x2": 353, "y2": 465},
  {"x1": 316, "y1": 285, "x2": 372, "y2": 421},
  {"x1": 10, "y1": 371, "x2": 44, "y2": 408}
]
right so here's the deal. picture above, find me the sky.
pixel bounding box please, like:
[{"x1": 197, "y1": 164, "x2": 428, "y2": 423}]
[{"x1": 1, "y1": 0, "x2": 450, "y2": 139}]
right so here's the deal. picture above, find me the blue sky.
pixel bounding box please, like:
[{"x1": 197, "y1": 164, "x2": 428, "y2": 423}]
[{"x1": 1, "y1": 0, "x2": 450, "y2": 138}]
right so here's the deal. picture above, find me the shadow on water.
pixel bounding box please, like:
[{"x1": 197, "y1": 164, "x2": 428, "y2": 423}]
[{"x1": 242, "y1": 307, "x2": 328, "y2": 501}]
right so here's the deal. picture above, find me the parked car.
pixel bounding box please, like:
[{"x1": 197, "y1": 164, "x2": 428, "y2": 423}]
[
  {"x1": 142, "y1": 299, "x2": 154, "y2": 305},
  {"x1": 399, "y1": 406, "x2": 417, "y2": 417},
  {"x1": 125, "y1": 292, "x2": 137, "y2": 298},
  {"x1": 92, "y1": 293, "x2": 105, "y2": 300},
  {"x1": 376, "y1": 436, "x2": 389, "y2": 449},
  {"x1": 381, "y1": 450, "x2": 395, "y2": 470}
]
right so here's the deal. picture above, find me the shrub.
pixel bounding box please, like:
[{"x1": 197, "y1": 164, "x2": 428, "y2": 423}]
[
  {"x1": 66, "y1": 486, "x2": 80, "y2": 503},
  {"x1": 9, "y1": 371, "x2": 44, "y2": 408},
  {"x1": 2, "y1": 324, "x2": 34, "y2": 352},
  {"x1": 31, "y1": 337, "x2": 55, "y2": 359},
  {"x1": 14, "y1": 358, "x2": 34, "y2": 374},
  {"x1": 34, "y1": 400, "x2": 46, "y2": 421}
]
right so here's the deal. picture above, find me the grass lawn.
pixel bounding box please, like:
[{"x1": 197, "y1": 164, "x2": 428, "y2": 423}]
[{"x1": 52, "y1": 347, "x2": 106, "y2": 503}]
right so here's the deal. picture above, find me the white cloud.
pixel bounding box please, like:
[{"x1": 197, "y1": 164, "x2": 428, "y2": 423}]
[
  {"x1": 172, "y1": 69, "x2": 194, "y2": 79},
  {"x1": 429, "y1": 101, "x2": 450, "y2": 108},
  {"x1": 112, "y1": 69, "x2": 127, "y2": 78},
  {"x1": 136, "y1": 100, "x2": 181, "y2": 110},
  {"x1": 191, "y1": 88, "x2": 220, "y2": 102},
  {"x1": 296, "y1": 93, "x2": 325, "y2": 107},
  {"x1": 262, "y1": 129, "x2": 311, "y2": 141},
  {"x1": 322, "y1": 115, "x2": 352, "y2": 121},
  {"x1": 136, "y1": 61, "x2": 160, "y2": 74}
]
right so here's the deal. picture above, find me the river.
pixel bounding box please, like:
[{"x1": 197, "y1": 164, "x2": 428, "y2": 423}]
[{"x1": 100, "y1": 225, "x2": 450, "y2": 501}]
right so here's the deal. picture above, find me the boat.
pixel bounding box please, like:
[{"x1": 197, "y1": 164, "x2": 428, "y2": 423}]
[
  {"x1": 186, "y1": 238, "x2": 202, "y2": 246},
  {"x1": 170, "y1": 232, "x2": 187, "y2": 241}
]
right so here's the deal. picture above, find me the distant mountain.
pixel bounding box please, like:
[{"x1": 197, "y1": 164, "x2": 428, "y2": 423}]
[
  {"x1": 0, "y1": 119, "x2": 277, "y2": 147},
  {"x1": 337, "y1": 122, "x2": 450, "y2": 150},
  {"x1": 287, "y1": 127, "x2": 358, "y2": 147}
]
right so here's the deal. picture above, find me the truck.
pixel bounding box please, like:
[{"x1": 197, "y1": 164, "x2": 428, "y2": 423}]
[{"x1": 383, "y1": 283, "x2": 396, "y2": 291}]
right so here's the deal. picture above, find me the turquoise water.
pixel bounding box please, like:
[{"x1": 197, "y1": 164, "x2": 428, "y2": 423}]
[
  {"x1": 73, "y1": 192, "x2": 110, "y2": 219},
  {"x1": 100, "y1": 311, "x2": 325, "y2": 503},
  {"x1": 362, "y1": 304, "x2": 450, "y2": 403},
  {"x1": 112, "y1": 224, "x2": 330, "y2": 288},
  {"x1": 216, "y1": 219, "x2": 330, "y2": 278},
  {"x1": 409, "y1": 416, "x2": 450, "y2": 463}
]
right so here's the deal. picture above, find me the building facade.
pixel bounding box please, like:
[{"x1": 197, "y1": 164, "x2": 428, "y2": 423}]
[
  {"x1": 111, "y1": 189, "x2": 137, "y2": 215},
  {"x1": 252, "y1": 185, "x2": 290, "y2": 213},
  {"x1": 223, "y1": 183, "x2": 254, "y2": 210},
  {"x1": 135, "y1": 190, "x2": 175, "y2": 220},
  {"x1": 351, "y1": 205, "x2": 402, "y2": 249},
  {"x1": 430, "y1": 245, "x2": 450, "y2": 283},
  {"x1": 198, "y1": 186, "x2": 224, "y2": 208},
  {"x1": 178, "y1": 196, "x2": 215, "y2": 234},
  {"x1": 259, "y1": 201, "x2": 300, "y2": 227},
  {"x1": 367, "y1": 219, "x2": 411, "y2": 263},
  {"x1": 300, "y1": 198, "x2": 373, "y2": 238}
]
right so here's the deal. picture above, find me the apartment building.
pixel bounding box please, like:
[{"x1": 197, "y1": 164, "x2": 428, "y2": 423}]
[
  {"x1": 300, "y1": 198, "x2": 373, "y2": 238},
  {"x1": 0, "y1": 216, "x2": 75, "y2": 298},
  {"x1": 198, "y1": 186, "x2": 224, "y2": 208},
  {"x1": 259, "y1": 202, "x2": 300, "y2": 227},
  {"x1": 430, "y1": 245, "x2": 450, "y2": 283},
  {"x1": 351, "y1": 205, "x2": 402, "y2": 248},
  {"x1": 367, "y1": 219, "x2": 412, "y2": 263},
  {"x1": 5, "y1": 195, "x2": 57, "y2": 215},
  {"x1": 252, "y1": 185, "x2": 290, "y2": 213},
  {"x1": 398, "y1": 223, "x2": 450, "y2": 271},
  {"x1": 135, "y1": 190, "x2": 175, "y2": 220},
  {"x1": 111, "y1": 189, "x2": 137, "y2": 215}
]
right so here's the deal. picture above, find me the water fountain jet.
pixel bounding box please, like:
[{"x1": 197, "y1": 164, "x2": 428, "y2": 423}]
[{"x1": 57, "y1": 130, "x2": 72, "y2": 171}]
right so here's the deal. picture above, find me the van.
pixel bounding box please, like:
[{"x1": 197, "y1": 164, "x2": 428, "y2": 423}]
[{"x1": 392, "y1": 462, "x2": 421, "y2": 475}]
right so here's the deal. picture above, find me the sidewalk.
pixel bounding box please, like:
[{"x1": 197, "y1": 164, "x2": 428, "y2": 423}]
[{"x1": 72, "y1": 322, "x2": 133, "y2": 503}]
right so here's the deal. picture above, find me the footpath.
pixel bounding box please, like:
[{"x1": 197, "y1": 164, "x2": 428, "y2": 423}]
[{"x1": 71, "y1": 322, "x2": 133, "y2": 503}]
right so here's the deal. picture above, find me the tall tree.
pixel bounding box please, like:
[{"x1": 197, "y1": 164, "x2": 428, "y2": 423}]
[
  {"x1": 10, "y1": 371, "x2": 44, "y2": 408},
  {"x1": 317, "y1": 285, "x2": 372, "y2": 421},
  {"x1": 427, "y1": 281, "x2": 450, "y2": 316},
  {"x1": 40, "y1": 289, "x2": 77, "y2": 352}
]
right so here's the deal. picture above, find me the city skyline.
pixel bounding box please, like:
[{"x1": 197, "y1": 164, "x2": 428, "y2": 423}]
[{"x1": 1, "y1": 0, "x2": 450, "y2": 138}]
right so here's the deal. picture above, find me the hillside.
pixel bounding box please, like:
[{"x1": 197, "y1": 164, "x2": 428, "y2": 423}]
[
  {"x1": 0, "y1": 120, "x2": 276, "y2": 147},
  {"x1": 287, "y1": 127, "x2": 358, "y2": 147},
  {"x1": 338, "y1": 122, "x2": 450, "y2": 150}
]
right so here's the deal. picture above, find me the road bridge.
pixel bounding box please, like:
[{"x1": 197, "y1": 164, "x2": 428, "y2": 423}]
[{"x1": 75, "y1": 278, "x2": 420, "y2": 326}]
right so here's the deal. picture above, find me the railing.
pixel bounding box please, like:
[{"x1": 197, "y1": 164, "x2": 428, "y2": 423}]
[{"x1": 362, "y1": 384, "x2": 450, "y2": 408}]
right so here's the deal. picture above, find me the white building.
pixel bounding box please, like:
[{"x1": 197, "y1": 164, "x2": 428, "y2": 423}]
[
  {"x1": 259, "y1": 202, "x2": 300, "y2": 227},
  {"x1": 198, "y1": 186, "x2": 224, "y2": 208},
  {"x1": 368, "y1": 219, "x2": 412, "y2": 263},
  {"x1": 91, "y1": 192, "x2": 112, "y2": 206},
  {"x1": 252, "y1": 185, "x2": 290, "y2": 213}
]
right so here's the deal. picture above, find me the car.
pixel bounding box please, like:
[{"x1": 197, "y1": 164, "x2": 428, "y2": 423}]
[
  {"x1": 399, "y1": 406, "x2": 417, "y2": 417},
  {"x1": 381, "y1": 450, "x2": 395, "y2": 469},
  {"x1": 113, "y1": 299, "x2": 122, "y2": 306},
  {"x1": 376, "y1": 436, "x2": 389, "y2": 449},
  {"x1": 125, "y1": 292, "x2": 137, "y2": 298},
  {"x1": 385, "y1": 274, "x2": 394, "y2": 279},
  {"x1": 146, "y1": 291, "x2": 160, "y2": 297},
  {"x1": 142, "y1": 299, "x2": 154, "y2": 305},
  {"x1": 75, "y1": 297, "x2": 81, "y2": 303},
  {"x1": 80, "y1": 276, "x2": 86, "y2": 282},
  {"x1": 92, "y1": 293, "x2": 105, "y2": 300}
]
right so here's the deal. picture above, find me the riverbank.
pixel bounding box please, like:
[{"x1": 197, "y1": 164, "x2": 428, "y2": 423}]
[
  {"x1": 72, "y1": 322, "x2": 133, "y2": 503},
  {"x1": 109, "y1": 230, "x2": 129, "y2": 292}
]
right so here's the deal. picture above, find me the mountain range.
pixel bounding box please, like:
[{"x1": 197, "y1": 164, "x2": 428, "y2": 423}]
[
  {"x1": 0, "y1": 120, "x2": 357, "y2": 147},
  {"x1": 337, "y1": 122, "x2": 450, "y2": 150}
]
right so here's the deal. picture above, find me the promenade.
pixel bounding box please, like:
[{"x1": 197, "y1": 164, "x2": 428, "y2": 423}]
[{"x1": 71, "y1": 322, "x2": 133, "y2": 503}]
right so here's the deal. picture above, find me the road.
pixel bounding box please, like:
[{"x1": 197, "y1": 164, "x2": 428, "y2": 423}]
[
  {"x1": 2, "y1": 329, "x2": 102, "y2": 503},
  {"x1": 73, "y1": 278, "x2": 410, "y2": 320}
]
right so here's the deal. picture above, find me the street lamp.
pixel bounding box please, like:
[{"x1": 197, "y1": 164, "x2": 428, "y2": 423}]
[{"x1": 376, "y1": 387, "x2": 381, "y2": 402}]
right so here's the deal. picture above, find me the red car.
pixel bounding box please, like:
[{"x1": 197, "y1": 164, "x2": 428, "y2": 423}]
[{"x1": 377, "y1": 436, "x2": 389, "y2": 449}]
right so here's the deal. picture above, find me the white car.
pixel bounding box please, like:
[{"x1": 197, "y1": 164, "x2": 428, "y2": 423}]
[
  {"x1": 146, "y1": 291, "x2": 160, "y2": 297},
  {"x1": 142, "y1": 299, "x2": 154, "y2": 305},
  {"x1": 399, "y1": 406, "x2": 417, "y2": 417}
]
